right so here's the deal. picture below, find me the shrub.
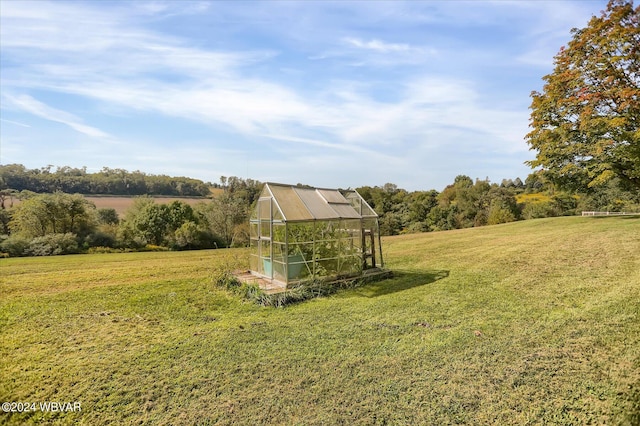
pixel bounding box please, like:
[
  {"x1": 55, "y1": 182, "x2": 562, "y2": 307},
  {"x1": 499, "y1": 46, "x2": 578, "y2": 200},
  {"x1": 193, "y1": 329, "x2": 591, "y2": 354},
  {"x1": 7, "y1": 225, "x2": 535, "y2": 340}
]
[
  {"x1": 403, "y1": 221, "x2": 428, "y2": 234},
  {"x1": 140, "y1": 244, "x2": 169, "y2": 252},
  {"x1": 521, "y1": 201, "x2": 556, "y2": 220},
  {"x1": 0, "y1": 235, "x2": 30, "y2": 257},
  {"x1": 551, "y1": 193, "x2": 578, "y2": 216},
  {"x1": 212, "y1": 267, "x2": 242, "y2": 291},
  {"x1": 97, "y1": 208, "x2": 119, "y2": 225},
  {"x1": 26, "y1": 233, "x2": 79, "y2": 256},
  {"x1": 85, "y1": 231, "x2": 116, "y2": 248},
  {"x1": 487, "y1": 206, "x2": 516, "y2": 225},
  {"x1": 87, "y1": 246, "x2": 128, "y2": 254}
]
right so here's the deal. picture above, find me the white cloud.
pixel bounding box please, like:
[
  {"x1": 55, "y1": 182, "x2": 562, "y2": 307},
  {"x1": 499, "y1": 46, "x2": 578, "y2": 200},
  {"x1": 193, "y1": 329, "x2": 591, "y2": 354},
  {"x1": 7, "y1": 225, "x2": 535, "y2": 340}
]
[
  {"x1": 3, "y1": 94, "x2": 110, "y2": 139},
  {"x1": 344, "y1": 38, "x2": 412, "y2": 53},
  {"x1": 0, "y1": 0, "x2": 606, "y2": 190},
  {"x1": 0, "y1": 118, "x2": 31, "y2": 128}
]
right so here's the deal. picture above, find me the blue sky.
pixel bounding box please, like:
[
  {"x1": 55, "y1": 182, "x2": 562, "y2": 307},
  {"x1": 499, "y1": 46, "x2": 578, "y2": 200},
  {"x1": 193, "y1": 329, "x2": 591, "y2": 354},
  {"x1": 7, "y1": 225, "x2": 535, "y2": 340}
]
[{"x1": 0, "y1": 0, "x2": 607, "y2": 191}]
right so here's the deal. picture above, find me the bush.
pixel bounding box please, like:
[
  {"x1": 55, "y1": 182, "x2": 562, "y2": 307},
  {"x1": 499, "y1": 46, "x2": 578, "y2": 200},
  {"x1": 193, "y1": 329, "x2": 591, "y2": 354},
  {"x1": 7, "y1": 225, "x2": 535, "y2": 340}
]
[
  {"x1": 521, "y1": 201, "x2": 557, "y2": 220},
  {"x1": 140, "y1": 244, "x2": 169, "y2": 252},
  {"x1": 26, "y1": 233, "x2": 79, "y2": 256},
  {"x1": 85, "y1": 231, "x2": 116, "y2": 248},
  {"x1": 487, "y1": 206, "x2": 516, "y2": 225},
  {"x1": 404, "y1": 222, "x2": 428, "y2": 234},
  {"x1": 551, "y1": 193, "x2": 578, "y2": 216},
  {"x1": 170, "y1": 221, "x2": 223, "y2": 250},
  {"x1": 87, "y1": 246, "x2": 128, "y2": 254},
  {"x1": 0, "y1": 235, "x2": 30, "y2": 257},
  {"x1": 97, "y1": 208, "x2": 119, "y2": 225}
]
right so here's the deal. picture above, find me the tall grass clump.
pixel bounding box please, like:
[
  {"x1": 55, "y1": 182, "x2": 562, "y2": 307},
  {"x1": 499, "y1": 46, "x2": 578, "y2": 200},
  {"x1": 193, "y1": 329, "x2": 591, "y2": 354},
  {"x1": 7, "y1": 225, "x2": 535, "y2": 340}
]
[{"x1": 213, "y1": 268, "x2": 392, "y2": 308}]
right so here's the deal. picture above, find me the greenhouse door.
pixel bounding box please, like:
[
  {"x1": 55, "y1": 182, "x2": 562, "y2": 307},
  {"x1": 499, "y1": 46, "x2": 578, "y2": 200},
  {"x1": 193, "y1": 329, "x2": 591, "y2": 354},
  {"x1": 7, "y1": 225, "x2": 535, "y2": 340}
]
[
  {"x1": 258, "y1": 197, "x2": 273, "y2": 279},
  {"x1": 363, "y1": 229, "x2": 376, "y2": 269}
]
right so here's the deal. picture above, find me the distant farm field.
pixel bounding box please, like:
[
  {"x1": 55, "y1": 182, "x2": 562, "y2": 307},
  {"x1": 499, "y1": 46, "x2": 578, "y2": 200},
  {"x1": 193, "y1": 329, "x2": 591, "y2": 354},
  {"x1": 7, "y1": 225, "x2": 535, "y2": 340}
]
[
  {"x1": 6, "y1": 195, "x2": 212, "y2": 217},
  {"x1": 1, "y1": 217, "x2": 639, "y2": 425},
  {"x1": 85, "y1": 196, "x2": 210, "y2": 216}
]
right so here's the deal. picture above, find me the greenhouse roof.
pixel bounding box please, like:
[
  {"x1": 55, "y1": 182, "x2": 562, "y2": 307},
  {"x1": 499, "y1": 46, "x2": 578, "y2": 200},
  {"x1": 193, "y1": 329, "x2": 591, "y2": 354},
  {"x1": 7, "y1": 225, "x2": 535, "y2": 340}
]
[{"x1": 261, "y1": 183, "x2": 378, "y2": 222}]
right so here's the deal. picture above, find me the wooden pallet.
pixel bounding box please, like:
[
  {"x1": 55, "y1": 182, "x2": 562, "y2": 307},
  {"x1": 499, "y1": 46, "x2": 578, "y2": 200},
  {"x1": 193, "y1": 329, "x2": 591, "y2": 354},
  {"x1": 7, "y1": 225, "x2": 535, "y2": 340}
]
[{"x1": 233, "y1": 271, "x2": 287, "y2": 294}]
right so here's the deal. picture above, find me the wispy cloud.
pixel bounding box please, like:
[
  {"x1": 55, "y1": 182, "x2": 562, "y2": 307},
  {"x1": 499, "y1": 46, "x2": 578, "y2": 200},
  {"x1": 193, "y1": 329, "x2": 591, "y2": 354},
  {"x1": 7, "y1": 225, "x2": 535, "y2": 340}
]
[
  {"x1": 0, "y1": 0, "x2": 606, "y2": 189},
  {"x1": 344, "y1": 38, "x2": 412, "y2": 53},
  {"x1": 0, "y1": 118, "x2": 31, "y2": 128},
  {"x1": 3, "y1": 94, "x2": 110, "y2": 138}
]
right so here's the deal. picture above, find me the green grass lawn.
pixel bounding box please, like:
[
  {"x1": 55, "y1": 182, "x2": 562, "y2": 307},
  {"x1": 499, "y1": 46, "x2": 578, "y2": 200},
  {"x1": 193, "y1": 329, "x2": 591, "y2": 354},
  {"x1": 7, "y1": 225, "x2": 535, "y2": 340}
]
[{"x1": 1, "y1": 216, "x2": 639, "y2": 425}]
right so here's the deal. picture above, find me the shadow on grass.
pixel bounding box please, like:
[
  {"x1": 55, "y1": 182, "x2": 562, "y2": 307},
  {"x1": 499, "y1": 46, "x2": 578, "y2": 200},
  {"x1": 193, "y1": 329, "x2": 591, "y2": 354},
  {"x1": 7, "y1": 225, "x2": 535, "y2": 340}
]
[{"x1": 353, "y1": 269, "x2": 450, "y2": 298}]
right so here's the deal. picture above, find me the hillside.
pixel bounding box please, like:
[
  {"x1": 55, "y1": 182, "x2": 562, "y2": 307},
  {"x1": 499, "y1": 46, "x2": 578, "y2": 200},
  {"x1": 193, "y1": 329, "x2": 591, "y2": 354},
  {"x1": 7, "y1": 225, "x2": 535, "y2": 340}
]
[
  {"x1": 0, "y1": 164, "x2": 212, "y2": 197},
  {"x1": 0, "y1": 216, "x2": 638, "y2": 424}
]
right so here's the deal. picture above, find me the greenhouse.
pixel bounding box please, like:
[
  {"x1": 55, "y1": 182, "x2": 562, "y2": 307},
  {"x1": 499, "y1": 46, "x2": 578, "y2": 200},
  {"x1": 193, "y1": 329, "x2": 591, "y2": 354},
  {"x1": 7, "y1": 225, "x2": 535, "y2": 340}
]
[{"x1": 249, "y1": 183, "x2": 383, "y2": 288}]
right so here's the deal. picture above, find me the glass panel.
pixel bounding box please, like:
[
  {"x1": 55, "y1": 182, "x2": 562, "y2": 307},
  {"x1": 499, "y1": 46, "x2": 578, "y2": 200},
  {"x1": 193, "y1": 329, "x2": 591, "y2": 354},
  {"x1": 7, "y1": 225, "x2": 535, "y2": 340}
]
[
  {"x1": 317, "y1": 189, "x2": 349, "y2": 204},
  {"x1": 353, "y1": 232, "x2": 363, "y2": 250},
  {"x1": 287, "y1": 222, "x2": 316, "y2": 244},
  {"x1": 250, "y1": 222, "x2": 259, "y2": 239},
  {"x1": 288, "y1": 253, "x2": 309, "y2": 280},
  {"x1": 317, "y1": 258, "x2": 338, "y2": 277},
  {"x1": 293, "y1": 187, "x2": 337, "y2": 219},
  {"x1": 329, "y1": 203, "x2": 361, "y2": 219},
  {"x1": 260, "y1": 221, "x2": 271, "y2": 238},
  {"x1": 249, "y1": 254, "x2": 259, "y2": 273},
  {"x1": 345, "y1": 219, "x2": 360, "y2": 229},
  {"x1": 345, "y1": 191, "x2": 377, "y2": 217},
  {"x1": 359, "y1": 199, "x2": 377, "y2": 217},
  {"x1": 273, "y1": 242, "x2": 285, "y2": 257},
  {"x1": 272, "y1": 223, "x2": 286, "y2": 243},
  {"x1": 258, "y1": 198, "x2": 271, "y2": 220},
  {"x1": 343, "y1": 255, "x2": 361, "y2": 274},
  {"x1": 269, "y1": 184, "x2": 313, "y2": 221},
  {"x1": 363, "y1": 218, "x2": 377, "y2": 231},
  {"x1": 272, "y1": 259, "x2": 286, "y2": 282},
  {"x1": 345, "y1": 191, "x2": 360, "y2": 211},
  {"x1": 260, "y1": 239, "x2": 272, "y2": 278},
  {"x1": 290, "y1": 241, "x2": 313, "y2": 264},
  {"x1": 273, "y1": 204, "x2": 284, "y2": 221},
  {"x1": 249, "y1": 235, "x2": 261, "y2": 274}
]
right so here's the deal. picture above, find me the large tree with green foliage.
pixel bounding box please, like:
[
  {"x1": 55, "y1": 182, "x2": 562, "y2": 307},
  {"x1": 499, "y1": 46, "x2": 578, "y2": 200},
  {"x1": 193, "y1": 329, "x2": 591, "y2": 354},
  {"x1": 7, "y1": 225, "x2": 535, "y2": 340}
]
[
  {"x1": 197, "y1": 192, "x2": 248, "y2": 247},
  {"x1": 9, "y1": 192, "x2": 96, "y2": 239},
  {"x1": 526, "y1": 0, "x2": 640, "y2": 190}
]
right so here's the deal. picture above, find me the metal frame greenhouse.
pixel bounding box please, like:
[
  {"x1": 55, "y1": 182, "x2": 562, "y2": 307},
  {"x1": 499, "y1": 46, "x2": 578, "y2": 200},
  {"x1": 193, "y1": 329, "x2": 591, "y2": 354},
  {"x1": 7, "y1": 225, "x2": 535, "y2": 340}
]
[{"x1": 249, "y1": 183, "x2": 383, "y2": 287}]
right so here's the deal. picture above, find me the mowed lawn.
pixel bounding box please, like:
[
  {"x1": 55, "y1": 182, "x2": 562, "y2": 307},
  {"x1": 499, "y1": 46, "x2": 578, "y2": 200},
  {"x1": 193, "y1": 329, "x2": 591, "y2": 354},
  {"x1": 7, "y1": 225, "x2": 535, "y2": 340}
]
[{"x1": 1, "y1": 216, "x2": 639, "y2": 425}]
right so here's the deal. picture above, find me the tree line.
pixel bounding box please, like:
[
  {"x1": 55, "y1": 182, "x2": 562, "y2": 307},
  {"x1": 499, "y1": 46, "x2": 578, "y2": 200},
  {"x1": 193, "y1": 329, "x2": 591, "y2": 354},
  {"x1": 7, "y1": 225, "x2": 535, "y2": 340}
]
[
  {"x1": 2, "y1": 168, "x2": 638, "y2": 257},
  {"x1": 0, "y1": 164, "x2": 211, "y2": 196},
  {"x1": 2, "y1": 2, "x2": 639, "y2": 257},
  {"x1": 0, "y1": 174, "x2": 264, "y2": 257},
  {"x1": 356, "y1": 173, "x2": 639, "y2": 236},
  {"x1": 0, "y1": 191, "x2": 250, "y2": 257}
]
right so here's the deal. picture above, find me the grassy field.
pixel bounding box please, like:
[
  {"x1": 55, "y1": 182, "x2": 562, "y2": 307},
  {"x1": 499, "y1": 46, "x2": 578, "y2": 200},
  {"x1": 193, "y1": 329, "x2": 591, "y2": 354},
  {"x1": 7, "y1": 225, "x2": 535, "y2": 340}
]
[{"x1": 1, "y1": 216, "x2": 639, "y2": 425}]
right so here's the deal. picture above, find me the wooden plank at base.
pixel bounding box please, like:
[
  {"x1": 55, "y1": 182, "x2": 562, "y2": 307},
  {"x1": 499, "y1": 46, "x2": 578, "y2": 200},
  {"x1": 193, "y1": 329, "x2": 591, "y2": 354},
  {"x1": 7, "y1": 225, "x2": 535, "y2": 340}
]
[{"x1": 233, "y1": 270, "x2": 288, "y2": 294}]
